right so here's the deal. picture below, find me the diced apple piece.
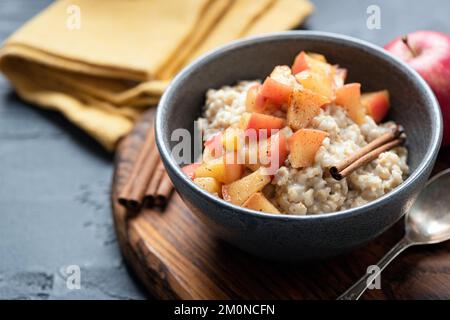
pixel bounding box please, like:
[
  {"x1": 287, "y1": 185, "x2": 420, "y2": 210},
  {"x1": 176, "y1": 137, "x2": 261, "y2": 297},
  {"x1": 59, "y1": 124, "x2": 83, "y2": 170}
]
[
  {"x1": 239, "y1": 112, "x2": 252, "y2": 130},
  {"x1": 258, "y1": 132, "x2": 288, "y2": 174},
  {"x1": 292, "y1": 51, "x2": 308, "y2": 74},
  {"x1": 204, "y1": 132, "x2": 223, "y2": 158},
  {"x1": 287, "y1": 89, "x2": 330, "y2": 130},
  {"x1": 254, "y1": 97, "x2": 280, "y2": 115},
  {"x1": 245, "y1": 163, "x2": 261, "y2": 172},
  {"x1": 195, "y1": 157, "x2": 225, "y2": 181},
  {"x1": 245, "y1": 84, "x2": 260, "y2": 112},
  {"x1": 244, "y1": 141, "x2": 260, "y2": 171},
  {"x1": 296, "y1": 70, "x2": 334, "y2": 100},
  {"x1": 222, "y1": 127, "x2": 244, "y2": 152},
  {"x1": 270, "y1": 132, "x2": 289, "y2": 169},
  {"x1": 335, "y1": 83, "x2": 366, "y2": 125},
  {"x1": 181, "y1": 163, "x2": 200, "y2": 180},
  {"x1": 193, "y1": 177, "x2": 222, "y2": 196},
  {"x1": 204, "y1": 132, "x2": 222, "y2": 148},
  {"x1": 242, "y1": 192, "x2": 280, "y2": 214},
  {"x1": 306, "y1": 56, "x2": 335, "y2": 80},
  {"x1": 270, "y1": 65, "x2": 298, "y2": 87},
  {"x1": 240, "y1": 112, "x2": 285, "y2": 135},
  {"x1": 240, "y1": 113, "x2": 268, "y2": 142},
  {"x1": 307, "y1": 52, "x2": 327, "y2": 63},
  {"x1": 202, "y1": 148, "x2": 216, "y2": 163},
  {"x1": 246, "y1": 85, "x2": 282, "y2": 114},
  {"x1": 260, "y1": 77, "x2": 293, "y2": 105},
  {"x1": 222, "y1": 152, "x2": 245, "y2": 184},
  {"x1": 293, "y1": 51, "x2": 335, "y2": 78},
  {"x1": 361, "y1": 90, "x2": 390, "y2": 123},
  {"x1": 222, "y1": 168, "x2": 271, "y2": 205},
  {"x1": 195, "y1": 153, "x2": 244, "y2": 184},
  {"x1": 244, "y1": 132, "x2": 288, "y2": 174},
  {"x1": 258, "y1": 99, "x2": 280, "y2": 114},
  {"x1": 288, "y1": 129, "x2": 327, "y2": 168}
]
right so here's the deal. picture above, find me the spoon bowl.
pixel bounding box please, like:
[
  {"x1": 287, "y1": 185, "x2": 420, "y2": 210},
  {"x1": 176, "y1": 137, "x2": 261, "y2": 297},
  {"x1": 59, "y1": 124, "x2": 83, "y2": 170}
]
[{"x1": 406, "y1": 169, "x2": 450, "y2": 244}]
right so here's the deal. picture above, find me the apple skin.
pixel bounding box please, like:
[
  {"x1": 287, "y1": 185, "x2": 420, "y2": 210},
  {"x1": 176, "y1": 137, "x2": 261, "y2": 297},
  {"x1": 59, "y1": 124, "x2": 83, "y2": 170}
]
[{"x1": 384, "y1": 31, "x2": 450, "y2": 146}]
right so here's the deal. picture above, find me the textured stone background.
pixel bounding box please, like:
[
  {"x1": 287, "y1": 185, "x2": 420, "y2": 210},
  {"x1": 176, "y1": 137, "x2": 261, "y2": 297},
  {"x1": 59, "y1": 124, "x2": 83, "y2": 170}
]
[{"x1": 1, "y1": 0, "x2": 449, "y2": 299}]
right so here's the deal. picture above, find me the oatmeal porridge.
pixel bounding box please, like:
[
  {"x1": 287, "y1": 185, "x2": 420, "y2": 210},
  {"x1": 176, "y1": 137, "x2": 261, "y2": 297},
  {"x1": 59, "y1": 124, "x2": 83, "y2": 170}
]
[{"x1": 182, "y1": 51, "x2": 409, "y2": 215}]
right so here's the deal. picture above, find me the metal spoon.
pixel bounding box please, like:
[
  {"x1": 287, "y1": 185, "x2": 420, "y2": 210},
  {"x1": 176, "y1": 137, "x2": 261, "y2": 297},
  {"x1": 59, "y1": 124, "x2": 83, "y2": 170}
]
[{"x1": 338, "y1": 168, "x2": 450, "y2": 300}]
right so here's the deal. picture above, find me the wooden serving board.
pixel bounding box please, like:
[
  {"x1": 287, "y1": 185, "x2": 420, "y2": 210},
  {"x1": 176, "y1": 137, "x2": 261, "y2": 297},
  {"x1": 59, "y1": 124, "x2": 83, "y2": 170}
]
[{"x1": 111, "y1": 110, "x2": 450, "y2": 300}]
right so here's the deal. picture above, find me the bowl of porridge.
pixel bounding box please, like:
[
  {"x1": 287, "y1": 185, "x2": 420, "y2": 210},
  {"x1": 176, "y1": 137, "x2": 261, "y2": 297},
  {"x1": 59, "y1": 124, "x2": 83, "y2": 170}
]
[{"x1": 156, "y1": 31, "x2": 442, "y2": 260}]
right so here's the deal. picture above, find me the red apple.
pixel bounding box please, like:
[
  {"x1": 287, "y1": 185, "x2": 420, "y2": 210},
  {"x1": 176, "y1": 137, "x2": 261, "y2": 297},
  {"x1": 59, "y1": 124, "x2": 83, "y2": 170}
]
[{"x1": 385, "y1": 31, "x2": 450, "y2": 146}]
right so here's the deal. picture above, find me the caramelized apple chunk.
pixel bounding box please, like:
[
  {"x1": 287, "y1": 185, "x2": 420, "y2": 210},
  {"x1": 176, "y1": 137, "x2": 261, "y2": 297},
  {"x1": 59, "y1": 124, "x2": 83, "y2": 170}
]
[
  {"x1": 193, "y1": 177, "x2": 222, "y2": 196},
  {"x1": 222, "y1": 168, "x2": 271, "y2": 205},
  {"x1": 361, "y1": 90, "x2": 390, "y2": 123},
  {"x1": 335, "y1": 83, "x2": 366, "y2": 125},
  {"x1": 195, "y1": 152, "x2": 244, "y2": 184},
  {"x1": 287, "y1": 89, "x2": 330, "y2": 130},
  {"x1": 242, "y1": 192, "x2": 280, "y2": 214},
  {"x1": 288, "y1": 129, "x2": 328, "y2": 168},
  {"x1": 296, "y1": 70, "x2": 335, "y2": 100}
]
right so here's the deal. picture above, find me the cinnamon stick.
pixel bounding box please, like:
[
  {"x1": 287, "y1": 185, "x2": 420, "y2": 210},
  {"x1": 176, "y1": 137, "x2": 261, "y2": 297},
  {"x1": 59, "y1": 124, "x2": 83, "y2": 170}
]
[
  {"x1": 329, "y1": 125, "x2": 403, "y2": 177},
  {"x1": 144, "y1": 160, "x2": 165, "y2": 207},
  {"x1": 331, "y1": 137, "x2": 405, "y2": 180},
  {"x1": 118, "y1": 128, "x2": 160, "y2": 211},
  {"x1": 155, "y1": 172, "x2": 174, "y2": 208}
]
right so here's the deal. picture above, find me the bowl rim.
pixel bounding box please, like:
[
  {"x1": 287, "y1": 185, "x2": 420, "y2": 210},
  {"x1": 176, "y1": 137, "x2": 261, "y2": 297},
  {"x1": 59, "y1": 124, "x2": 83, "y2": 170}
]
[{"x1": 156, "y1": 30, "x2": 443, "y2": 222}]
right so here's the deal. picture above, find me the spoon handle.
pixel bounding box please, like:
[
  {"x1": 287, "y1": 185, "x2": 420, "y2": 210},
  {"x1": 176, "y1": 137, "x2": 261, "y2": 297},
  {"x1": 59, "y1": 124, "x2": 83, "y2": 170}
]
[{"x1": 337, "y1": 236, "x2": 412, "y2": 300}]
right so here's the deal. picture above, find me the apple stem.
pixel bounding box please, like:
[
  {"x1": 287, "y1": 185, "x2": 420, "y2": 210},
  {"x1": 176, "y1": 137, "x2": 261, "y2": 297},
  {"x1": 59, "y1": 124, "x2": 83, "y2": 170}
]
[{"x1": 402, "y1": 35, "x2": 418, "y2": 57}]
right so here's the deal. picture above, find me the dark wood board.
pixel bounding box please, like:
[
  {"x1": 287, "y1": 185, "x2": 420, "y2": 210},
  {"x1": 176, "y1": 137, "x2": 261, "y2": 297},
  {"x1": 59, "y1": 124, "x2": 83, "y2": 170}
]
[{"x1": 111, "y1": 110, "x2": 450, "y2": 300}]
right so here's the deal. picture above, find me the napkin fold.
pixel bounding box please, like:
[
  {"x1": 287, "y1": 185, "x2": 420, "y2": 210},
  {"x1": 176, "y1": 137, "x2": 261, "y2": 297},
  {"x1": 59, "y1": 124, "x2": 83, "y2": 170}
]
[{"x1": 0, "y1": 0, "x2": 313, "y2": 150}]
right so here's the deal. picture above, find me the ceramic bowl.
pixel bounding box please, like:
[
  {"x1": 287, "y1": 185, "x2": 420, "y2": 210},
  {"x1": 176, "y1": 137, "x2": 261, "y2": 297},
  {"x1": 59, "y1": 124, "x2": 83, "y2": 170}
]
[{"x1": 156, "y1": 31, "x2": 442, "y2": 260}]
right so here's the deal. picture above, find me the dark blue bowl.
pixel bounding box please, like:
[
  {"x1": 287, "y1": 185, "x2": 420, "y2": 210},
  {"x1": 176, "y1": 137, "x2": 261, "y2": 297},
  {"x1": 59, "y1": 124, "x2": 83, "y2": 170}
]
[{"x1": 156, "y1": 31, "x2": 442, "y2": 260}]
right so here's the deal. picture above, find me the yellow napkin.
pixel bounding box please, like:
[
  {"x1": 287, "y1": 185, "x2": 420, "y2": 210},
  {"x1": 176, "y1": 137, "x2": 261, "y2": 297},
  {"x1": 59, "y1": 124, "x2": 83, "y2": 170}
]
[
  {"x1": 182, "y1": 0, "x2": 314, "y2": 71},
  {"x1": 0, "y1": 0, "x2": 313, "y2": 151},
  {"x1": 245, "y1": 0, "x2": 314, "y2": 36}
]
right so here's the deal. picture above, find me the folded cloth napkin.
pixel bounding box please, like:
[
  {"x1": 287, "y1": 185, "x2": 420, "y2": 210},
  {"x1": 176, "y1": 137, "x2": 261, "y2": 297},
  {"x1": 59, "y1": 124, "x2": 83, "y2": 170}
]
[{"x1": 0, "y1": 0, "x2": 313, "y2": 151}]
